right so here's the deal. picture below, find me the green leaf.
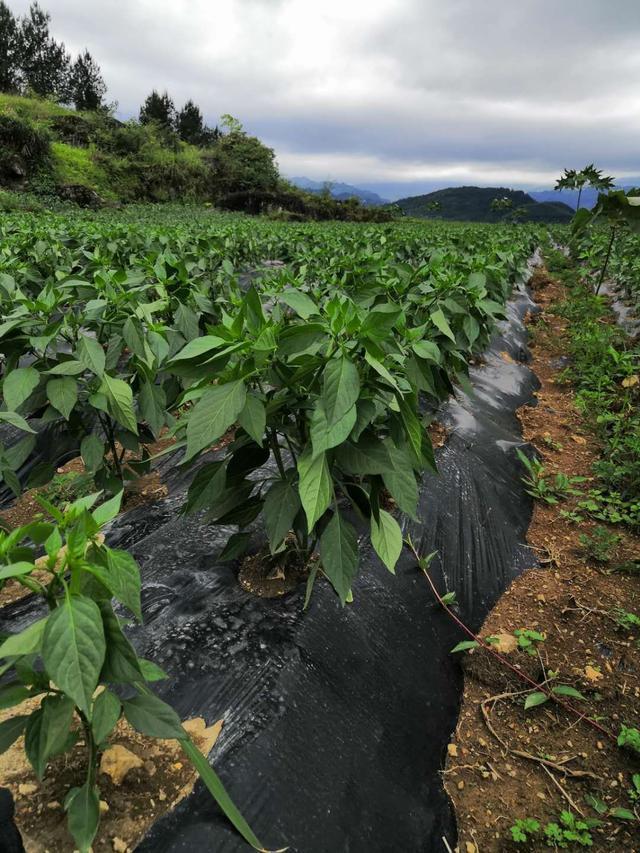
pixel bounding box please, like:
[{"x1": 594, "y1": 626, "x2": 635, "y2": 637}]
[
  {"x1": 66, "y1": 781, "x2": 100, "y2": 853},
  {"x1": 0, "y1": 561, "x2": 33, "y2": 580},
  {"x1": 0, "y1": 715, "x2": 28, "y2": 753},
  {"x1": 279, "y1": 289, "x2": 318, "y2": 319},
  {"x1": 218, "y1": 531, "x2": 252, "y2": 562},
  {"x1": 77, "y1": 334, "x2": 105, "y2": 377},
  {"x1": 610, "y1": 808, "x2": 636, "y2": 821},
  {"x1": 524, "y1": 691, "x2": 549, "y2": 710},
  {"x1": 25, "y1": 694, "x2": 75, "y2": 779},
  {"x1": 451, "y1": 640, "x2": 480, "y2": 653},
  {"x1": 3, "y1": 366, "x2": 39, "y2": 410},
  {"x1": 430, "y1": 308, "x2": 456, "y2": 342},
  {"x1": 180, "y1": 736, "x2": 264, "y2": 850},
  {"x1": 122, "y1": 692, "x2": 184, "y2": 739},
  {"x1": 322, "y1": 355, "x2": 360, "y2": 427},
  {"x1": 98, "y1": 602, "x2": 144, "y2": 684},
  {"x1": 100, "y1": 374, "x2": 138, "y2": 435},
  {"x1": 370, "y1": 509, "x2": 402, "y2": 573},
  {"x1": 361, "y1": 304, "x2": 402, "y2": 339},
  {"x1": 139, "y1": 381, "x2": 166, "y2": 438},
  {"x1": 412, "y1": 340, "x2": 441, "y2": 363},
  {"x1": 169, "y1": 335, "x2": 227, "y2": 363},
  {"x1": 382, "y1": 442, "x2": 419, "y2": 519},
  {"x1": 80, "y1": 434, "x2": 105, "y2": 473},
  {"x1": 0, "y1": 411, "x2": 36, "y2": 433},
  {"x1": 319, "y1": 510, "x2": 359, "y2": 604},
  {"x1": 46, "y1": 377, "x2": 78, "y2": 420},
  {"x1": 552, "y1": 685, "x2": 586, "y2": 700},
  {"x1": 263, "y1": 479, "x2": 301, "y2": 552},
  {"x1": 185, "y1": 380, "x2": 246, "y2": 461},
  {"x1": 0, "y1": 616, "x2": 48, "y2": 659},
  {"x1": 92, "y1": 688, "x2": 121, "y2": 744},
  {"x1": 46, "y1": 360, "x2": 85, "y2": 376},
  {"x1": 138, "y1": 659, "x2": 168, "y2": 682},
  {"x1": 85, "y1": 548, "x2": 142, "y2": 621},
  {"x1": 238, "y1": 393, "x2": 266, "y2": 445},
  {"x1": 43, "y1": 595, "x2": 106, "y2": 716},
  {"x1": 91, "y1": 490, "x2": 123, "y2": 526},
  {"x1": 310, "y1": 400, "x2": 356, "y2": 456},
  {"x1": 0, "y1": 682, "x2": 31, "y2": 709},
  {"x1": 297, "y1": 447, "x2": 332, "y2": 531}
]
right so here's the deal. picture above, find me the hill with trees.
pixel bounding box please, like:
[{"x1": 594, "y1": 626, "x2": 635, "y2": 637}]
[
  {"x1": 0, "y1": 2, "x2": 392, "y2": 221},
  {"x1": 395, "y1": 186, "x2": 574, "y2": 223}
]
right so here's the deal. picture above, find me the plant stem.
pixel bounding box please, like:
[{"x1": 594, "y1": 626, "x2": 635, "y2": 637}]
[
  {"x1": 404, "y1": 538, "x2": 617, "y2": 743},
  {"x1": 577, "y1": 186, "x2": 583, "y2": 210},
  {"x1": 595, "y1": 225, "x2": 616, "y2": 295}
]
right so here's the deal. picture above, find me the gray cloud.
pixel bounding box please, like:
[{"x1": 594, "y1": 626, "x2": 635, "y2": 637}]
[{"x1": 9, "y1": 0, "x2": 640, "y2": 196}]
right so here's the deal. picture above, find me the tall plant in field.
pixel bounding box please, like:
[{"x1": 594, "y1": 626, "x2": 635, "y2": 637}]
[
  {"x1": 572, "y1": 188, "x2": 640, "y2": 292},
  {"x1": 555, "y1": 164, "x2": 615, "y2": 210},
  {"x1": 0, "y1": 493, "x2": 263, "y2": 852}
]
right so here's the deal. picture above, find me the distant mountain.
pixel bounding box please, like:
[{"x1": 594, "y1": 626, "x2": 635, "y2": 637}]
[
  {"x1": 531, "y1": 182, "x2": 640, "y2": 211},
  {"x1": 395, "y1": 186, "x2": 574, "y2": 224},
  {"x1": 288, "y1": 177, "x2": 390, "y2": 206}
]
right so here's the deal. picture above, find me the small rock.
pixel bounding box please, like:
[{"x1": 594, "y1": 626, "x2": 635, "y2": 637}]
[
  {"x1": 46, "y1": 801, "x2": 61, "y2": 810},
  {"x1": 465, "y1": 843, "x2": 477, "y2": 853},
  {"x1": 112, "y1": 838, "x2": 128, "y2": 852},
  {"x1": 143, "y1": 760, "x2": 157, "y2": 777},
  {"x1": 447, "y1": 743, "x2": 458, "y2": 758},
  {"x1": 457, "y1": 780, "x2": 464, "y2": 790},
  {"x1": 585, "y1": 665, "x2": 602, "y2": 682},
  {"x1": 18, "y1": 784, "x2": 38, "y2": 796},
  {"x1": 100, "y1": 800, "x2": 109, "y2": 814},
  {"x1": 100, "y1": 745, "x2": 143, "y2": 785},
  {"x1": 158, "y1": 789, "x2": 167, "y2": 802},
  {"x1": 492, "y1": 633, "x2": 518, "y2": 654}
]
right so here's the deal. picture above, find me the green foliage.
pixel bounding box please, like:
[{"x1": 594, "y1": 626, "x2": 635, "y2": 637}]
[
  {"x1": 68, "y1": 50, "x2": 106, "y2": 111},
  {"x1": 516, "y1": 449, "x2": 586, "y2": 504},
  {"x1": 617, "y1": 725, "x2": 640, "y2": 756},
  {"x1": 612, "y1": 608, "x2": 640, "y2": 633},
  {"x1": 0, "y1": 496, "x2": 261, "y2": 851},
  {"x1": 139, "y1": 89, "x2": 175, "y2": 131},
  {"x1": 578, "y1": 526, "x2": 621, "y2": 563},
  {"x1": 511, "y1": 812, "x2": 600, "y2": 847},
  {"x1": 514, "y1": 628, "x2": 545, "y2": 655},
  {"x1": 396, "y1": 186, "x2": 574, "y2": 223},
  {"x1": 546, "y1": 250, "x2": 640, "y2": 526}
]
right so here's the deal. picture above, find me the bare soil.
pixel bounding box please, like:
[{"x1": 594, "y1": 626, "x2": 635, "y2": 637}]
[
  {"x1": 0, "y1": 693, "x2": 222, "y2": 853},
  {"x1": 445, "y1": 267, "x2": 640, "y2": 852}
]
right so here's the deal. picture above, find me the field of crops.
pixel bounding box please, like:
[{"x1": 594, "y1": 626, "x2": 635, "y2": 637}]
[{"x1": 0, "y1": 205, "x2": 547, "y2": 849}]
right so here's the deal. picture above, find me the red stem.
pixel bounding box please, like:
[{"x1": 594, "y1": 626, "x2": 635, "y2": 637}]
[{"x1": 407, "y1": 542, "x2": 616, "y2": 743}]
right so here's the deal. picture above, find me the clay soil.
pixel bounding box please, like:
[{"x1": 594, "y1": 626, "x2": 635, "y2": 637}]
[
  {"x1": 445, "y1": 267, "x2": 640, "y2": 851},
  {"x1": 0, "y1": 693, "x2": 221, "y2": 853}
]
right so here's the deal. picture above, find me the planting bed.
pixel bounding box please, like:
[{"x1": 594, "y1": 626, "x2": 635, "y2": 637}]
[{"x1": 4, "y1": 206, "x2": 635, "y2": 852}]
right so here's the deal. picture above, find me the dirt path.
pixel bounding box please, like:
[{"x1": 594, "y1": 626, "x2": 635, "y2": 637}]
[{"x1": 445, "y1": 267, "x2": 640, "y2": 851}]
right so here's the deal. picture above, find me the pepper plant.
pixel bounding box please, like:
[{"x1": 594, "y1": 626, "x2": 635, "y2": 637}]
[{"x1": 0, "y1": 493, "x2": 263, "y2": 852}]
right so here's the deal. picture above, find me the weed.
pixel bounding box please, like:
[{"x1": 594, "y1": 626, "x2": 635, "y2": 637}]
[
  {"x1": 618, "y1": 725, "x2": 640, "y2": 756},
  {"x1": 516, "y1": 449, "x2": 585, "y2": 504},
  {"x1": 578, "y1": 525, "x2": 621, "y2": 563},
  {"x1": 514, "y1": 628, "x2": 545, "y2": 656},
  {"x1": 510, "y1": 811, "x2": 600, "y2": 847}
]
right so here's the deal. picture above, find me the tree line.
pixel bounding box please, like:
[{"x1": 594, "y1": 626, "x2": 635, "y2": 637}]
[{"x1": 0, "y1": 2, "x2": 221, "y2": 148}]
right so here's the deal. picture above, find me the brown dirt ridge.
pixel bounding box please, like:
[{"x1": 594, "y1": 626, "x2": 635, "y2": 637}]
[{"x1": 445, "y1": 265, "x2": 640, "y2": 851}]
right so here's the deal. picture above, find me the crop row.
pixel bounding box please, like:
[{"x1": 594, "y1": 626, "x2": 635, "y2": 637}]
[{"x1": 0, "y1": 208, "x2": 539, "y2": 849}]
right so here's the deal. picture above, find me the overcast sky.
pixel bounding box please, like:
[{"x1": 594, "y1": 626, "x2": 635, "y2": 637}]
[{"x1": 10, "y1": 0, "x2": 640, "y2": 198}]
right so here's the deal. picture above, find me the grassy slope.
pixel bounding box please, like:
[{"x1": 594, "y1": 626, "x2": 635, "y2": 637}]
[{"x1": 0, "y1": 94, "x2": 209, "y2": 202}]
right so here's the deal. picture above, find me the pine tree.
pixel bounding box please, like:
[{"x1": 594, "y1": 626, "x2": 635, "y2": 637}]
[
  {"x1": 69, "y1": 50, "x2": 106, "y2": 110},
  {"x1": 0, "y1": 1, "x2": 20, "y2": 92},
  {"x1": 139, "y1": 90, "x2": 175, "y2": 130},
  {"x1": 176, "y1": 99, "x2": 204, "y2": 145},
  {"x1": 17, "y1": 2, "x2": 70, "y2": 100}
]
